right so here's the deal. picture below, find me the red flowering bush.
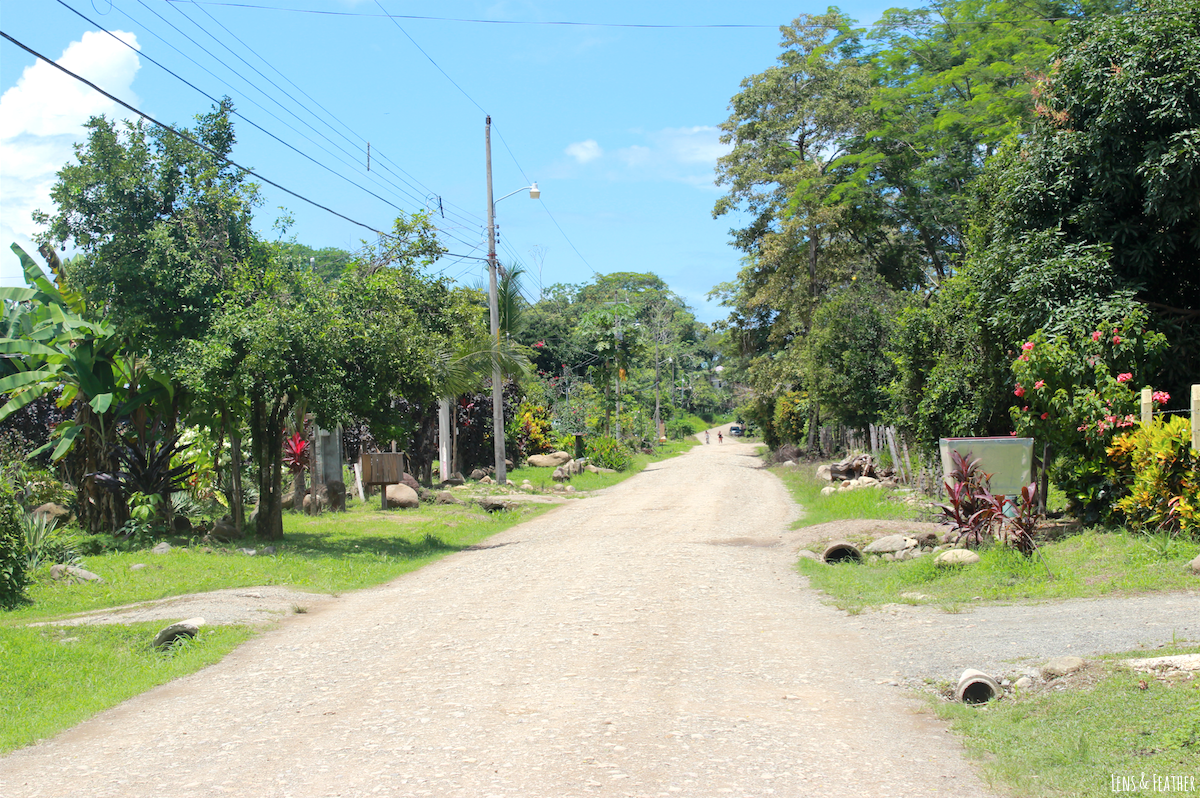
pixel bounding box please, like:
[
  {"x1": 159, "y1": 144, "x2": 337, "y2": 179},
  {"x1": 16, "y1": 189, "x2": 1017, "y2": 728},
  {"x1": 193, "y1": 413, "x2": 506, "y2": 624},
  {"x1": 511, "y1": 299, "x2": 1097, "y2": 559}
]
[{"x1": 1009, "y1": 311, "x2": 1167, "y2": 523}]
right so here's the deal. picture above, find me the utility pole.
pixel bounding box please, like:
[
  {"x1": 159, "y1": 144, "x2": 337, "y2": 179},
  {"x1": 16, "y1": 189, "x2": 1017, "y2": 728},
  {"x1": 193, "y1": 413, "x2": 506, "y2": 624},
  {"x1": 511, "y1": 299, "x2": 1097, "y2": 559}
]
[{"x1": 485, "y1": 116, "x2": 507, "y2": 485}]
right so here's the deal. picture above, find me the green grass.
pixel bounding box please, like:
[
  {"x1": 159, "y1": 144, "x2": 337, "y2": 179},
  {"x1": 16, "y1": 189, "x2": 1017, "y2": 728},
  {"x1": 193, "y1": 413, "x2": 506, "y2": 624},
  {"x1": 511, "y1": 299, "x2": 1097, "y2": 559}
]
[
  {"x1": 4, "y1": 500, "x2": 551, "y2": 625},
  {"x1": 797, "y1": 530, "x2": 1200, "y2": 613},
  {"x1": 508, "y1": 438, "x2": 699, "y2": 492},
  {"x1": 0, "y1": 622, "x2": 254, "y2": 752},
  {"x1": 774, "y1": 465, "x2": 921, "y2": 528},
  {"x1": 777, "y1": 467, "x2": 1200, "y2": 611},
  {"x1": 934, "y1": 644, "x2": 1200, "y2": 798},
  {"x1": 0, "y1": 497, "x2": 552, "y2": 752}
]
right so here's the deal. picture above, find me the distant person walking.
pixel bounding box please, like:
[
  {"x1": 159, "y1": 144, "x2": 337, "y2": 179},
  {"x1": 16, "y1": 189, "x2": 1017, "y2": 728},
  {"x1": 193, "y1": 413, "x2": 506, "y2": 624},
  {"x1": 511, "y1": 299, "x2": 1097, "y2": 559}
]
[
  {"x1": 717, "y1": 431, "x2": 723, "y2": 444},
  {"x1": 705, "y1": 431, "x2": 710, "y2": 444}
]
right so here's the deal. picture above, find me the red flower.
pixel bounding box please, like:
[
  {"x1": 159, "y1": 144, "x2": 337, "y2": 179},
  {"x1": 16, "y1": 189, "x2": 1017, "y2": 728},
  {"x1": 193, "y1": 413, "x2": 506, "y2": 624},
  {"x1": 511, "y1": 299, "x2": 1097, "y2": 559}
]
[
  {"x1": 1152, "y1": 391, "x2": 1171, "y2": 404},
  {"x1": 1014, "y1": 383, "x2": 1025, "y2": 398},
  {"x1": 534, "y1": 340, "x2": 545, "y2": 348},
  {"x1": 1117, "y1": 373, "x2": 1132, "y2": 383},
  {"x1": 1022, "y1": 341, "x2": 1035, "y2": 351},
  {"x1": 1041, "y1": 412, "x2": 1049, "y2": 420},
  {"x1": 1113, "y1": 335, "x2": 1122, "y2": 345},
  {"x1": 1092, "y1": 330, "x2": 1101, "y2": 342},
  {"x1": 1034, "y1": 380, "x2": 1045, "y2": 389}
]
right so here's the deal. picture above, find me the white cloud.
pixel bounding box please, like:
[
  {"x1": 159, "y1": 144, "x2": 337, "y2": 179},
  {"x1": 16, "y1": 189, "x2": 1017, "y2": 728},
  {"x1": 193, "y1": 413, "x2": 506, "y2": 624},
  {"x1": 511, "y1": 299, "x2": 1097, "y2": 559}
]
[
  {"x1": 0, "y1": 31, "x2": 140, "y2": 279},
  {"x1": 565, "y1": 139, "x2": 603, "y2": 164},
  {"x1": 649, "y1": 126, "x2": 730, "y2": 164}
]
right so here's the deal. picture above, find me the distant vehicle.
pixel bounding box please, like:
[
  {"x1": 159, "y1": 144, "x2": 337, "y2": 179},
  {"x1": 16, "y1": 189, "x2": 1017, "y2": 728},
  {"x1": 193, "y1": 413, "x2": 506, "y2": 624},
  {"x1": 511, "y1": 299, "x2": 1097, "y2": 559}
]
[{"x1": 729, "y1": 423, "x2": 744, "y2": 437}]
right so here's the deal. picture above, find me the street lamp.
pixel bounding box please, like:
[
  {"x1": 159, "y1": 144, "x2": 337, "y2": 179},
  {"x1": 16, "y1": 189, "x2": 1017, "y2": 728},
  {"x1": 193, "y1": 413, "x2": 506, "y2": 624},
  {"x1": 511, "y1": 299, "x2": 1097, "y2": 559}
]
[{"x1": 485, "y1": 115, "x2": 539, "y2": 485}]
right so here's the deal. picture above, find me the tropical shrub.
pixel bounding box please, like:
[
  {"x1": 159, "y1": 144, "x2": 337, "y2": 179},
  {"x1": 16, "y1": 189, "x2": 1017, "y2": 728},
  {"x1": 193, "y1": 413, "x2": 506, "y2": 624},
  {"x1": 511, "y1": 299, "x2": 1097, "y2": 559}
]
[
  {"x1": 585, "y1": 435, "x2": 633, "y2": 472},
  {"x1": 665, "y1": 417, "x2": 697, "y2": 440},
  {"x1": 0, "y1": 487, "x2": 28, "y2": 609},
  {"x1": 772, "y1": 391, "x2": 808, "y2": 445},
  {"x1": 509, "y1": 402, "x2": 553, "y2": 462},
  {"x1": 1108, "y1": 416, "x2": 1199, "y2": 539},
  {"x1": 20, "y1": 512, "x2": 81, "y2": 571},
  {"x1": 1009, "y1": 312, "x2": 1168, "y2": 523}
]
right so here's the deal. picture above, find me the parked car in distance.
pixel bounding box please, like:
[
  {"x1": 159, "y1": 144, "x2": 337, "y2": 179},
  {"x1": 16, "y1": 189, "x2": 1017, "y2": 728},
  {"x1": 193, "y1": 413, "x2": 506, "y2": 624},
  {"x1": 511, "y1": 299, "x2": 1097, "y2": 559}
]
[{"x1": 729, "y1": 423, "x2": 744, "y2": 437}]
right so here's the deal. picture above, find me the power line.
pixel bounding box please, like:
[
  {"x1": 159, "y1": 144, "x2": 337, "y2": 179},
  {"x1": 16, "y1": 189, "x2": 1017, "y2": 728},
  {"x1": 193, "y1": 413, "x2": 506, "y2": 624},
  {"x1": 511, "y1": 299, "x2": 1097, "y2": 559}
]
[
  {"x1": 55, "y1": 0, "x2": 417, "y2": 217},
  {"x1": 167, "y1": 1, "x2": 1086, "y2": 29},
  {"x1": 1, "y1": 29, "x2": 385, "y2": 236},
  {"x1": 373, "y1": 0, "x2": 485, "y2": 114}
]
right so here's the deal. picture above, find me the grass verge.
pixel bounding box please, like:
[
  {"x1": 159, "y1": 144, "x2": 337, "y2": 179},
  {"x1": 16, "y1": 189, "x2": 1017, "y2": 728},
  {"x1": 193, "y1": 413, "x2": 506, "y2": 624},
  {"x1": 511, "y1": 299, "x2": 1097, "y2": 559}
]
[
  {"x1": 933, "y1": 644, "x2": 1200, "y2": 798},
  {"x1": 777, "y1": 467, "x2": 1200, "y2": 612},
  {"x1": 507, "y1": 438, "x2": 698, "y2": 492},
  {"x1": 1, "y1": 498, "x2": 553, "y2": 753},
  {"x1": 0, "y1": 622, "x2": 254, "y2": 752}
]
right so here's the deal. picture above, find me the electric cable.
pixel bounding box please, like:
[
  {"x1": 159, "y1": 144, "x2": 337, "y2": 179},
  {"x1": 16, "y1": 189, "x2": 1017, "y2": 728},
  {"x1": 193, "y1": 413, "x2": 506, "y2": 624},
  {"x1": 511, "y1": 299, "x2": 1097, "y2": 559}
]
[
  {"x1": 180, "y1": 0, "x2": 486, "y2": 230},
  {"x1": 166, "y1": 1, "x2": 1087, "y2": 29},
  {"x1": 54, "y1": 0, "x2": 417, "y2": 217},
  {"x1": 0, "y1": 29, "x2": 387, "y2": 237}
]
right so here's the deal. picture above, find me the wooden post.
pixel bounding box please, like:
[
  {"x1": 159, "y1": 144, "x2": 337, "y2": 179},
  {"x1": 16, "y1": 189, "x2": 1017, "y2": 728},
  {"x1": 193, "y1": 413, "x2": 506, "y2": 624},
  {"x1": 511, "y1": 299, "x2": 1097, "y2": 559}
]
[
  {"x1": 1141, "y1": 388, "x2": 1153, "y2": 424},
  {"x1": 885, "y1": 427, "x2": 903, "y2": 483},
  {"x1": 1192, "y1": 384, "x2": 1199, "y2": 451}
]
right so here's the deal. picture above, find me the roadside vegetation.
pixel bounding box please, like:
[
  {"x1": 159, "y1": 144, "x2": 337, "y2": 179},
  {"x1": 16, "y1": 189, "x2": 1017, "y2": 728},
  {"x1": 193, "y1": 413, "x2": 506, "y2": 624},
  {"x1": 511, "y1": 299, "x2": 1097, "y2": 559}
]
[
  {"x1": 775, "y1": 463, "x2": 1200, "y2": 798},
  {"x1": 936, "y1": 646, "x2": 1200, "y2": 798}
]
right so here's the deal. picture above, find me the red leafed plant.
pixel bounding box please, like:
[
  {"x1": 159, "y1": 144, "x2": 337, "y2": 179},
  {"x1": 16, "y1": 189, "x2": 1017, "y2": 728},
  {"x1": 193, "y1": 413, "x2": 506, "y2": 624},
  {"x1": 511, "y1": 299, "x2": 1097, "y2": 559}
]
[{"x1": 283, "y1": 432, "x2": 309, "y2": 474}]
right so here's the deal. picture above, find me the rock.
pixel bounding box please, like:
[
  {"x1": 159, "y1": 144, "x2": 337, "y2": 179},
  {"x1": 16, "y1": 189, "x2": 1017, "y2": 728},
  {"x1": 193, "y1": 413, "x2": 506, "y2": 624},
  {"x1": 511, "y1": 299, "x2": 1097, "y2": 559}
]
[
  {"x1": 815, "y1": 464, "x2": 833, "y2": 481},
  {"x1": 130, "y1": 563, "x2": 147, "y2": 571},
  {"x1": 914, "y1": 531, "x2": 940, "y2": 547},
  {"x1": 863, "y1": 534, "x2": 911, "y2": 554},
  {"x1": 153, "y1": 618, "x2": 204, "y2": 649},
  {"x1": 797, "y1": 549, "x2": 820, "y2": 562},
  {"x1": 399, "y1": 472, "x2": 420, "y2": 492},
  {"x1": 50, "y1": 564, "x2": 104, "y2": 583},
  {"x1": 1189, "y1": 554, "x2": 1200, "y2": 575},
  {"x1": 1040, "y1": 656, "x2": 1085, "y2": 679},
  {"x1": 1014, "y1": 676, "x2": 1034, "y2": 690},
  {"x1": 858, "y1": 476, "x2": 880, "y2": 486},
  {"x1": 566, "y1": 485, "x2": 576, "y2": 493},
  {"x1": 385, "y1": 483, "x2": 420, "y2": 509},
  {"x1": 210, "y1": 518, "x2": 241, "y2": 542},
  {"x1": 323, "y1": 480, "x2": 348, "y2": 512},
  {"x1": 281, "y1": 492, "x2": 295, "y2": 510},
  {"x1": 819, "y1": 486, "x2": 836, "y2": 497},
  {"x1": 435, "y1": 491, "x2": 463, "y2": 505},
  {"x1": 521, "y1": 479, "x2": 533, "y2": 487},
  {"x1": 585, "y1": 464, "x2": 601, "y2": 474},
  {"x1": 469, "y1": 468, "x2": 487, "y2": 481},
  {"x1": 443, "y1": 473, "x2": 465, "y2": 487},
  {"x1": 151, "y1": 542, "x2": 172, "y2": 555},
  {"x1": 528, "y1": 451, "x2": 571, "y2": 468},
  {"x1": 262, "y1": 546, "x2": 276, "y2": 555},
  {"x1": 551, "y1": 484, "x2": 566, "y2": 492},
  {"x1": 32, "y1": 502, "x2": 70, "y2": 523},
  {"x1": 552, "y1": 467, "x2": 568, "y2": 482},
  {"x1": 238, "y1": 548, "x2": 256, "y2": 556},
  {"x1": 478, "y1": 496, "x2": 513, "y2": 512},
  {"x1": 935, "y1": 549, "x2": 981, "y2": 567},
  {"x1": 881, "y1": 552, "x2": 895, "y2": 561},
  {"x1": 173, "y1": 516, "x2": 193, "y2": 535},
  {"x1": 781, "y1": 460, "x2": 797, "y2": 467},
  {"x1": 479, "y1": 475, "x2": 494, "y2": 485}
]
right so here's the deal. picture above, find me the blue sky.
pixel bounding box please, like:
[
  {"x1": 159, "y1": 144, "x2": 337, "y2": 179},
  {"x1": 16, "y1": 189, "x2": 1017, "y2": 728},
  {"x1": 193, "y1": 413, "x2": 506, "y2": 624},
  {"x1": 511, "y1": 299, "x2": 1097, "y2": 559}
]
[{"x1": 1, "y1": 1, "x2": 889, "y2": 322}]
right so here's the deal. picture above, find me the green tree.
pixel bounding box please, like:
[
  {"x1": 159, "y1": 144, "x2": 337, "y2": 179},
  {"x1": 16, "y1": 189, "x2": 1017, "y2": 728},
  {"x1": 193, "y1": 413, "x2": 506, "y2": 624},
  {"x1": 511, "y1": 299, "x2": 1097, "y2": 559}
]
[{"x1": 36, "y1": 100, "x2": 258, "y2": 365}]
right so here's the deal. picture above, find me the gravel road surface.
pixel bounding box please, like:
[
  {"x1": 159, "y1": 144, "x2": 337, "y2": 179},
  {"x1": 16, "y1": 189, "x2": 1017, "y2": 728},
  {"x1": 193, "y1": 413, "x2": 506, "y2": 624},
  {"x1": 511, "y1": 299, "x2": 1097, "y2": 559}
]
[{"x1": 2, "y1": 437, "x2": 997, "y2": 798}]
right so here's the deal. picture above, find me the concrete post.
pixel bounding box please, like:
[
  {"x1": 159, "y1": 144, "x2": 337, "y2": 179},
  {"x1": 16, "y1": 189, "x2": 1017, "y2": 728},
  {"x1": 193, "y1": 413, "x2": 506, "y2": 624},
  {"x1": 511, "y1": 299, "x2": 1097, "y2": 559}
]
[{"x1": 1141, "y1": 388, "x2": 1153, "y2": 424}]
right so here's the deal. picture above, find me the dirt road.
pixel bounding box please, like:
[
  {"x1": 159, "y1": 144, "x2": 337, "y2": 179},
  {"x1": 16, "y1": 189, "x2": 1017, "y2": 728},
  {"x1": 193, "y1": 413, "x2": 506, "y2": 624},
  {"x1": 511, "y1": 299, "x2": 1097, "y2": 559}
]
[{"x1": 2, "y1": 438, "x2": 994, "y2": 797}]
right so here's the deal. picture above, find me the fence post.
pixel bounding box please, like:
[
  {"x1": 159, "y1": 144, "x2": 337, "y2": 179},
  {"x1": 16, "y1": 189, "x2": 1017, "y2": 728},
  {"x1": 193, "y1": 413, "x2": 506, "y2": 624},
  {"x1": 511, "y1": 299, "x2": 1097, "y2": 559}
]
[
  {"x1": 1141, "y1": 388, "x2": 1153, "y2": 424},
  {"x1": 1192, "y1": 384, "x2": 1199, "y2": 451}
]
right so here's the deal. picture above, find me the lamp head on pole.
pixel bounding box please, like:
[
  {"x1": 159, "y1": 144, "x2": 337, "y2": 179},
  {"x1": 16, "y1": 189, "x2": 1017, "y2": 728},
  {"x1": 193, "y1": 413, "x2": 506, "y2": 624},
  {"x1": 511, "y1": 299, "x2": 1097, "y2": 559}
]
[{"x1": 529, "y1": 182, "x2": 540, "y2": 200}]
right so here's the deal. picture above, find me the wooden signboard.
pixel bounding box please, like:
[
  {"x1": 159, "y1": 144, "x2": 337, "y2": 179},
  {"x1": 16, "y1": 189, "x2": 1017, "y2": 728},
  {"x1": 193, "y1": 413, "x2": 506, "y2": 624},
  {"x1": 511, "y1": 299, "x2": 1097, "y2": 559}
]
[{"x1": 361, "y1": 452, "x2": 405, "y2": 486}]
